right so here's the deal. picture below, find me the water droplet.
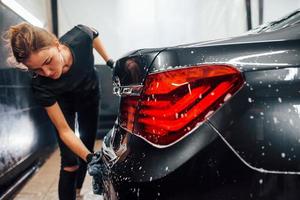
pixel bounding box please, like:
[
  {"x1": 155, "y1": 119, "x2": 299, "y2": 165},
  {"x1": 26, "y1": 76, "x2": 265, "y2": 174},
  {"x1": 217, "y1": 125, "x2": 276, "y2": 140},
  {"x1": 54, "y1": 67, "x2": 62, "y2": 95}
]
[
  {"x1": 149, "y1": 177, "x2": 153, "y2": 181},
  {"x1": 248, "y1": 98, "x2": 253, "y2": 103},
  {"x1": 250, "y1": 115, "x2": 254, "y2": 119},
  {"x1": 224, "y1": 93, "x2": 232, "y2": 102},
  {"x1": 278, "y1": 97, "x2": 282, "y2": 103},
  {"x1": 165, "y1": 166, "x2": 169, "y2": 171},
  {"x1": 259, "y1": 179, "x2": 263, "y2": 184},
  {"x1": 137, "y1": 188, "x2": 140, "y2": 197},
  {"x1": 260, "y1": 112, "x2": 264, "y2": 116},
  {"x1": 191, "y1": 50, "x2": 194, "y2": 54},
  {"x1": 281, "y1": 153, "x2": 286, "y2": 158},
  {"x1": 199, "y1": 94, "x2": 202, "y2": 99}
]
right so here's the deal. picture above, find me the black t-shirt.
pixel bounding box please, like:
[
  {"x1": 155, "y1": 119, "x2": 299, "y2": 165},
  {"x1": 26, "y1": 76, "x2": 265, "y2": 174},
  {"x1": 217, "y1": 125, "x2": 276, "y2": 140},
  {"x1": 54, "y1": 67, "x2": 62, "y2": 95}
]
[{"x1": 31, "y1": 25, "x2": 100, "y2": 107}]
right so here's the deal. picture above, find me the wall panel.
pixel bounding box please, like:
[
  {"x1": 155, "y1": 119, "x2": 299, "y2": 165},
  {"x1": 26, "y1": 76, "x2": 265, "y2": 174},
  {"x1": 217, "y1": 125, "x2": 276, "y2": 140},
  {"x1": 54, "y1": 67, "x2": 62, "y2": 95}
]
[{"x1": 0, "y1": 3, "x2": 56, "y2": 194}]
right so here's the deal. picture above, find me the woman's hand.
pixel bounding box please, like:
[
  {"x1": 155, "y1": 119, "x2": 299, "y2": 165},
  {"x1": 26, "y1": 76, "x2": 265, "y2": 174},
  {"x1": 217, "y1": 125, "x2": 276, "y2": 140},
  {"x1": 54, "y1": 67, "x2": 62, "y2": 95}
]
[
  {"x1": 106, "y1": 59, "x2": 115, "y2": 69},
  {"x1": 86, "y1": 151, "x2": 104, "y2": 195}
]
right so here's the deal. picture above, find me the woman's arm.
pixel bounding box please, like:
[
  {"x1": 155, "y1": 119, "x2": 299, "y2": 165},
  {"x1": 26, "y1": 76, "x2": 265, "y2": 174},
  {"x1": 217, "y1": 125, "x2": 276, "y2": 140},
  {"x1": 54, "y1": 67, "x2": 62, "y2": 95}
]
[
  {"x1": 45, "y1": 102, "x2": 90, "y2": 161},
  {"x1": 93, "y1": 37, "x2": 111, "y2": 62}
]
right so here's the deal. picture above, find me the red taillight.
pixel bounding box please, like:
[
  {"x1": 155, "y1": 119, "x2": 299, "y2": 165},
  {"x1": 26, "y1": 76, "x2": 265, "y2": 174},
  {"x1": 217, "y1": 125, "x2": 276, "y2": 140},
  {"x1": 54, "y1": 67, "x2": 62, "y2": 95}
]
[{"x1": 119, "y1": 65, "x2": 244, "y2": 147}]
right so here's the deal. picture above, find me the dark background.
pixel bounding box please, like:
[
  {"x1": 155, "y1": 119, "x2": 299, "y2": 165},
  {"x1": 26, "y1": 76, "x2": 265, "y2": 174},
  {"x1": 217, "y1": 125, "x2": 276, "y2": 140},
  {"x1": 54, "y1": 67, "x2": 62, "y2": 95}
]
[{"x1": 0, "y1": 3, "x2": 118, "y2": 198}]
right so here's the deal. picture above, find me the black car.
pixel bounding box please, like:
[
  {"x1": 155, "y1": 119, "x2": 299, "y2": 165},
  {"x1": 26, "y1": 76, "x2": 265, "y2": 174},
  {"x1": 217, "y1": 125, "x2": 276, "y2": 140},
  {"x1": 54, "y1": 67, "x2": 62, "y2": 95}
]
[{"x1": 99, "y1": 10, "x2": 300, "y2": 200}]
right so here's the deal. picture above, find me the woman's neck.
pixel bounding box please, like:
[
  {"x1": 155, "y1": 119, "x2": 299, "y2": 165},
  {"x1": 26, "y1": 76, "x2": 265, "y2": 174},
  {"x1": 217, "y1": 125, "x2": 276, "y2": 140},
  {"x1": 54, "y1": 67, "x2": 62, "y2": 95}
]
[{"x1": 61, "y1": 44, "x2": 73, "y2": 74}]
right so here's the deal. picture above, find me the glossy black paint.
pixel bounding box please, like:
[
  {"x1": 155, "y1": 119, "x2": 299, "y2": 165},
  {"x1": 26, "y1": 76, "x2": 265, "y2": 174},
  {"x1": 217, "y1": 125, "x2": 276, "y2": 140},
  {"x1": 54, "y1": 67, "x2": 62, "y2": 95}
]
[
  {"x1": 0, "y1": 3, "x2": 56, "y2": 194},
  {"x1": 104, "y1": 135, "x2": 300, "y2": 200},
  {"x1": 114, "y1": 48, "x2": 165, "y2": 86},
  {"x1": 103, "y1": 122, "x2": 217, "y2": 182},
  {"x1": 101, "y1": 10, "x2": 300, "y2": 199},
  {"x1": 210, "y1": 68, "x2": 300, "y2": 172}
]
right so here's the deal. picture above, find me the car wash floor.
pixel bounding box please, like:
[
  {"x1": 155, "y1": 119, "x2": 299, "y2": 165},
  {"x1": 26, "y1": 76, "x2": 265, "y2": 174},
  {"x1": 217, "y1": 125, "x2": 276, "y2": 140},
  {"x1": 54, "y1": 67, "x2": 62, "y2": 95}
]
[{"x1": 13, "y1": 140, "x2": 103, "y2": 200}]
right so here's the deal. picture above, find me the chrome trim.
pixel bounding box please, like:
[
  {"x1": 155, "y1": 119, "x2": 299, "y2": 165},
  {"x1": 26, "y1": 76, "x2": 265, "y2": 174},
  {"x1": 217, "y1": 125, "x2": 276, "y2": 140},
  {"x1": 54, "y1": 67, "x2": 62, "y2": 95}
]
[{"x1": 113, "y1": 85, "x2": 144, "y2": 96}]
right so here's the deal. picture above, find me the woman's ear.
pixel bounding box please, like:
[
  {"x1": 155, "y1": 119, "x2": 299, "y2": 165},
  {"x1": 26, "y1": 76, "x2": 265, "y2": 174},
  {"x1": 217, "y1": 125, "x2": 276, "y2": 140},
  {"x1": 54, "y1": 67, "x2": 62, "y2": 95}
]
[{"x1": 54, "y1": 39, "x2": 61, "y2": 51}]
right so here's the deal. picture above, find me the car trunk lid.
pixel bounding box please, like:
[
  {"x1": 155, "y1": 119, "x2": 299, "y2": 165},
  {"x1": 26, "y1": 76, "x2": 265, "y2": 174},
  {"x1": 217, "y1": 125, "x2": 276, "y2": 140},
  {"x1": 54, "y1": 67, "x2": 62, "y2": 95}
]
[{"x1": 113, "y1": 48, "x2": 165, "y2": 88}]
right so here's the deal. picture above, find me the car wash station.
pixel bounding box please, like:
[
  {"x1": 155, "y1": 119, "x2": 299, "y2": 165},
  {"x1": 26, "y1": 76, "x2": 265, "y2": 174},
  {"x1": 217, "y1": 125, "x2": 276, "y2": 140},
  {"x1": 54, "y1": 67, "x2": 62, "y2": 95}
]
[{"x1": 1, "y1": 0, "x2": 300, "y2": 200}]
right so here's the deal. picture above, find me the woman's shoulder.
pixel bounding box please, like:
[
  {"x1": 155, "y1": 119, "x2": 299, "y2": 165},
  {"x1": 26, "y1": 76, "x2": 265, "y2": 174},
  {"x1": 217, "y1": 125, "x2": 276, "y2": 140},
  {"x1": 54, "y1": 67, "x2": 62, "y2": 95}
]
[
  {"x1": 60, "y1": 24, "x2": 97, "y2": 42},
  {"x1": 75, "y1": 24, "x2": 98, "y2": 39}
]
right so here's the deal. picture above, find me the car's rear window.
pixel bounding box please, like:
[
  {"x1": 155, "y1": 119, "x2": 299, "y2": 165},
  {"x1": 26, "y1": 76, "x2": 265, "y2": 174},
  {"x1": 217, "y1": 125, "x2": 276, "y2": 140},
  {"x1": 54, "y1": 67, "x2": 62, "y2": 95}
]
[
  {"x1": 249, "y1": 10, "x2": 300, "y2": 34},
  {"x1": 266, "y1": 11, "x2": 300, "y2": 31}
]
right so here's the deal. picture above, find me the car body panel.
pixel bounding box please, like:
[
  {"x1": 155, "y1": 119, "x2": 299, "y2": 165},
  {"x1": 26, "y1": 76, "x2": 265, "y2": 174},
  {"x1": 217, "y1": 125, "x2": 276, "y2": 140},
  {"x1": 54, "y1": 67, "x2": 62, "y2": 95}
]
[
  {"x1": 102, "y1": 121, "x2": 218, "y2": 182},
  {"x1": 148, "y1": 40, "x2": 300, "y2": 173},
  {"x1": 101, "y1": 9, "x2": 300, "y2": 200},
  {"x1": 113, "y1": 48, "x2": 165, "y2": 86},
  {"x1": 209, "y1": 67, "x2": 300, "y2": 173}
]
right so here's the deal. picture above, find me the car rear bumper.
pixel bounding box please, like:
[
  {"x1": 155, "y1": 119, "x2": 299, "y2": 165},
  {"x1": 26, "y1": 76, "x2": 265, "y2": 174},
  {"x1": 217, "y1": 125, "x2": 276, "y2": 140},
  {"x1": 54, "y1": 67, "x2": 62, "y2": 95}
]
[{"x1": 100, "y1": 121, "x2": 300, "y2": 200}]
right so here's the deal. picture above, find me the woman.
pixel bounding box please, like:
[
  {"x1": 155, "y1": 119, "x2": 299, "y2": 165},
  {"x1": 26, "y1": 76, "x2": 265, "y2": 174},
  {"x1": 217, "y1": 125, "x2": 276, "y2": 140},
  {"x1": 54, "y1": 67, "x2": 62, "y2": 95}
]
[{"x1": 5, "y1": 22, "x2": 113, "y2": 199}]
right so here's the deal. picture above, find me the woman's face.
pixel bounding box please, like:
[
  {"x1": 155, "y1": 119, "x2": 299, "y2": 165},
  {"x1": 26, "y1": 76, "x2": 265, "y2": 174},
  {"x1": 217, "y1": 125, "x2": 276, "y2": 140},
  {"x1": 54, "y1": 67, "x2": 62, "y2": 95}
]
[{"x1": 24, "y1": 45, "x2": 66, "y2": 79}]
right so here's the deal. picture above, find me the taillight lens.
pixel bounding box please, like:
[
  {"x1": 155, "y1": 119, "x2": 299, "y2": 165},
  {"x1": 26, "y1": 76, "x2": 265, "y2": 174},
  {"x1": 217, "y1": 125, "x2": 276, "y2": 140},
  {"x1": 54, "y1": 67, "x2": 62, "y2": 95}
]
[{"x1": 119, "y1": 65, "x2": 244, "y2": 146}]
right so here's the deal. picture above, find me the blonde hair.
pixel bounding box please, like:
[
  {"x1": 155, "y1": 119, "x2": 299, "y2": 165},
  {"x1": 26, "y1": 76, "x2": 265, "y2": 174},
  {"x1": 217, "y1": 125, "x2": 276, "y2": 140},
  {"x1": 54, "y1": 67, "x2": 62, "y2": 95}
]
[{"x1": 4, "y1": 22, "x2": 57, "y2": 67}]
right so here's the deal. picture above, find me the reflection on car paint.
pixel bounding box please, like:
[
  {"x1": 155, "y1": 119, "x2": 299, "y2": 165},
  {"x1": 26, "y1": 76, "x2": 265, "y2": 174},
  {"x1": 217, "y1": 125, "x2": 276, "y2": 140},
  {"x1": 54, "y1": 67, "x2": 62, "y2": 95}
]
[{"x1": 229, "y1": 50, "x2": 290, "y2": 67}]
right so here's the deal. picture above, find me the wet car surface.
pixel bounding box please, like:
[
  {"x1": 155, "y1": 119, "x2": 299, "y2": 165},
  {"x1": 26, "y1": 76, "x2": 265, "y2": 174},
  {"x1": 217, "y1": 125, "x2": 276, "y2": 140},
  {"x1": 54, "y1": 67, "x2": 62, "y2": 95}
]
[{"x1": 100, "y1": 10, "x2": 300, "y2": 200}]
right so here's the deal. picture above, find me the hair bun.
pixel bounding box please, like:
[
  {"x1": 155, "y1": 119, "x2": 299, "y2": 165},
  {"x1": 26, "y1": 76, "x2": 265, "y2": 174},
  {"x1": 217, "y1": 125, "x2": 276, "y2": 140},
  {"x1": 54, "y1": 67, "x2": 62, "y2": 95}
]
[{"x1": 5, "y1": 22, "x2": 57, "y2": 65}]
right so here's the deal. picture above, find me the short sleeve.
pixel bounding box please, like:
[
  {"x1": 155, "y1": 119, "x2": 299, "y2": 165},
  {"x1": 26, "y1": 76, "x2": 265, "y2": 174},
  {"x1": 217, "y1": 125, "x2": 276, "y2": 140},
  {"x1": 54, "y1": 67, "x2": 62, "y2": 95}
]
[
  {"x1": 76, "y1": 24, "x2": 99, "y2": 40},
  {"x1": 31, "y1": 82, "x2": 56, "y2": 107}
]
